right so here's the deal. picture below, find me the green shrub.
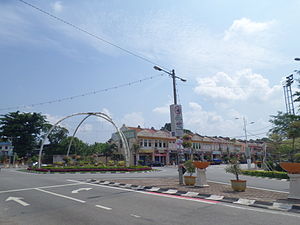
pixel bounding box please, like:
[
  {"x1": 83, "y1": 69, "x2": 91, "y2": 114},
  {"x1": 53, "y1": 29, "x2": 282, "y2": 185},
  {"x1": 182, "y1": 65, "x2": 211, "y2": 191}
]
[
  {"x1": 117, "y1": 161, "x2": 126, "y2": 167},
  {"x1": 225, "y1": 158, "x2": 242, "y2": 180},
  {"x1": 242, "y1": 170, "x2": 288, "y2": 179},
  {"x1": 107, "y1": 160, "x2": 115, "y2": 166},
  {"x1": 53, "y1": 162, "x2": 64, "y2": 167},
  {"x1": 184, "y1": 160, "x2": 195, "y2": 176}
]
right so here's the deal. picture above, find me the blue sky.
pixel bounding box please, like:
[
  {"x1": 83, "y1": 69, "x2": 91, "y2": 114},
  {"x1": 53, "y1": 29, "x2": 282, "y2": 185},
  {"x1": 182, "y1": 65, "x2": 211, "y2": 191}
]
[{"x1": 1, "y1": 0, "x2": 300, "y2": 143}]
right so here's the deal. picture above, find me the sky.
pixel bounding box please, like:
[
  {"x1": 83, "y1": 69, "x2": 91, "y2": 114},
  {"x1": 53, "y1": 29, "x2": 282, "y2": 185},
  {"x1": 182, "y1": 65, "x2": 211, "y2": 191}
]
[{"x1": 1, "y1": 0, "x2": 300, "y2": 143}]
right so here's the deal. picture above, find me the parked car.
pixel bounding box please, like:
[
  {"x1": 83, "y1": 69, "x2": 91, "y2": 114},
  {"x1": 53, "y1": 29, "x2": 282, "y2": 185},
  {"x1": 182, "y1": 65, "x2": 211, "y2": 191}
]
[{"x1": 212, "y1": 159, "x2": 222, "y2": 165}]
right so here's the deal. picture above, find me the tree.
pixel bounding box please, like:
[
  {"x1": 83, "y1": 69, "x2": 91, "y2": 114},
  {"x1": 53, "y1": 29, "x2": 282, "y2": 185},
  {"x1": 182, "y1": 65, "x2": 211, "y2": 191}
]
[
  {"x1": 101, "y1": 143, "x2": 118, "y2": 164},
  {"x1": 57, "y1": 137, "x2": 89, "y2": 156},
  {"x1": 43, "y1": 124, "x2": 69, "y2": 145},
  {"x1": 269, "y1": 112, "x2": 300, "y2": 161},
  {"x1": 0, "y1": 111, "x2": 46, "y2": 157}
]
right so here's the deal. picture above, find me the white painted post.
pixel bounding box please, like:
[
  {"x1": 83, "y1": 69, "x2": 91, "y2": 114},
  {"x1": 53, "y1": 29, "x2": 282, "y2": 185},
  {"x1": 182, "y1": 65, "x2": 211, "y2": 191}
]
[
  {"x1": 195, "y1": 168, "x2": 209, "y2": 187},
  {"x1": 288, "y1": 174, "x2": 300, "y2": 199}
]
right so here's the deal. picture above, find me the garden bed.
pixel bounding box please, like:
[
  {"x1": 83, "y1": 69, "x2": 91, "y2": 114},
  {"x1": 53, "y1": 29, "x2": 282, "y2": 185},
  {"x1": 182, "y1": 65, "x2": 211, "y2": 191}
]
[
  {"x1": 241, "y1": 170, "x2": 289, "y2": 180},
  {"x1": 27, "y1": 166, "x2": 152, "y2": 173}
]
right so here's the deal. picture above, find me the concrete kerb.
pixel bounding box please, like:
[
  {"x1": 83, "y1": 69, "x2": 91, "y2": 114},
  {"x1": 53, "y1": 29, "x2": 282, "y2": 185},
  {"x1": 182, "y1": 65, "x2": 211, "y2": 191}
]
[{"x1": 86, "y1": 179, "x2": 300, "y2": 214}]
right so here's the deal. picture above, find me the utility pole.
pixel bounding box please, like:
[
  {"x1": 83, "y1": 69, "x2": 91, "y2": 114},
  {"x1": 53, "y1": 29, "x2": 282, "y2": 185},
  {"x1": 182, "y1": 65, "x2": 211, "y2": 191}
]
[
  {"x1": 243, "y1": 117, "x2": 251, "y2": 170},
  {"x1": 154, "y1": 66, "x2": 186, "y2": 184},
  {"x1": 236, "y1": 117, "x2": 254, "y2": 170},
  {"x1": 153, "y1": 66, "x2": 186, "y2": 105}
]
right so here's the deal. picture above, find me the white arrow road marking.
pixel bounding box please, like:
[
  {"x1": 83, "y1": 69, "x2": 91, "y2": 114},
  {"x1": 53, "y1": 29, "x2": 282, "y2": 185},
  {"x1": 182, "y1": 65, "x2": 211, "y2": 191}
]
[
  {"x1": 71, "y1": 188, "x2": 92, "y2": 194},
  {"x1": 130, "y1": 214, "x2": 141, "y2": 218},
  {"x1": 95, "y1": 204, "x2": 112, "y2": 210},
  {"x1": 5, "y1": 197, "x2": 30, "y2": 206},
  {"x1": 35, "y1": 188, "x2": 86, "y2": 203}
]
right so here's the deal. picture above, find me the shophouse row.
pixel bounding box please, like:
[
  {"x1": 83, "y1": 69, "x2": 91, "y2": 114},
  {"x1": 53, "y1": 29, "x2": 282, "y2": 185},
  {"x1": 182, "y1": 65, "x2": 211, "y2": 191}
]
[{"x1": 111, "y1": 125, "x2": 266, "y2": 165}]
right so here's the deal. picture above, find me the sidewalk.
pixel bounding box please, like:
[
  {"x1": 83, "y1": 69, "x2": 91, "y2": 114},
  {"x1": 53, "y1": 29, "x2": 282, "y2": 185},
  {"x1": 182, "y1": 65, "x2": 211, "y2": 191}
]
[
  {"x1": 89, "y1": 177, "x2": 300, "y2": 213},
  {"x1": 106, "y1": 177, "x2": 288, "y2": 202}
]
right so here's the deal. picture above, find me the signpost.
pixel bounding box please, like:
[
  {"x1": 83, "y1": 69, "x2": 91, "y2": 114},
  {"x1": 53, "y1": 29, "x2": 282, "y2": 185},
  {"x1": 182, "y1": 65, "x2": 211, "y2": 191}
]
[{"x1": 170, "y1": 104, "x2": 184, "y2": 137}]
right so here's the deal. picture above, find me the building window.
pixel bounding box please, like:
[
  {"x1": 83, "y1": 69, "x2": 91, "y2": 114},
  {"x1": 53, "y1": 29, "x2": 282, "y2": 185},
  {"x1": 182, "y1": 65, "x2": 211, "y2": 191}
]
[
  {"x1": 140, "y1": 140, "x2": 143, "y2": 147},
  {"x1": 163, "y1": 142, "x2": 166, "y2": 148},
  {"x1": 148, "y1": 140, "x2": 152, "y2": 147},
  {"x1": 159, "y1": 141, "x2": 162, "y2": 148},
  {"x1": 144, "y1": 139, "x2": 148, "y2": 147},
  {"x1": 155, "y1": 140, "x2": 158, "y2": 148}
]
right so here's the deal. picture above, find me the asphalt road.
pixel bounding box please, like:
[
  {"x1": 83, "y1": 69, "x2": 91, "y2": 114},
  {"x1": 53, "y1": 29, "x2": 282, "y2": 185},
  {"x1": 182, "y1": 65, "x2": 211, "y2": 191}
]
[{"x1": 0, "y1": 168, "x2": 297, "y2": 225}]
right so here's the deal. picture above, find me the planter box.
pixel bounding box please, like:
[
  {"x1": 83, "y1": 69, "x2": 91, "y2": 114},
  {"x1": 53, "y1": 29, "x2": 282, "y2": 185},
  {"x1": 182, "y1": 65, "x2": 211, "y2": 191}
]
[
  {"x1": 184, "y1": 176, "x2": 196, "y2": 186},
  {"x1": 280, "y1": 162, "x2": 300, "y2": 174},
  {"x1": 193, "y1": 161, "x2": 210, "y2": 169},
  {"x1": 230, "y1": 180, "x2": 246, "y2": 192}
]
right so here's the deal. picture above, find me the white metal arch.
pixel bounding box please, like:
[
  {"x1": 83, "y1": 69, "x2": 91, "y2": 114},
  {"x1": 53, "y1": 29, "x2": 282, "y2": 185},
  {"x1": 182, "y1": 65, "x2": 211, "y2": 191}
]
[
  {"x1": 38, "y1": 112, "x2": 130, "y2": 168},
  {"x1": 66, "y1": 114, "x2": 91, "y2": 157}
]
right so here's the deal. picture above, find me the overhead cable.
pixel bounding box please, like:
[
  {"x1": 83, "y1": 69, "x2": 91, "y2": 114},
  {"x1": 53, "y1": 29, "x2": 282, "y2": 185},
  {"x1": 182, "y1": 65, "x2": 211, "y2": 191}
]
[
  {"x1": 17, "y1": 0, "x2": 167, "y2": 70},
  {"x1": 0, "y1": 73, "x2": 164, "y2": 111}
]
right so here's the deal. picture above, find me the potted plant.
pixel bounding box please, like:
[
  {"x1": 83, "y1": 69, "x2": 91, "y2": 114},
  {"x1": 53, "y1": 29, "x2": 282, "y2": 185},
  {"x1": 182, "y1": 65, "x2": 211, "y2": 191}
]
[
  {"x1": 184, "y1": 160, "x2": 196, "y2": 186},
  {"x1": 225, "y1": 158, "x2": 246, "y2": 192}
]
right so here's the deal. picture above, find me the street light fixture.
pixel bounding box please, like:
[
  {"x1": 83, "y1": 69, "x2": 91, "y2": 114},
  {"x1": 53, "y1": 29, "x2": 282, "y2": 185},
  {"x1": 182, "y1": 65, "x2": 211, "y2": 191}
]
[
  {"x1": 153, "y1": 66, "x2": 187, "y2": 105},
  {"x1": 294, "y1": 58, "x2": 300, "y2": 61}
]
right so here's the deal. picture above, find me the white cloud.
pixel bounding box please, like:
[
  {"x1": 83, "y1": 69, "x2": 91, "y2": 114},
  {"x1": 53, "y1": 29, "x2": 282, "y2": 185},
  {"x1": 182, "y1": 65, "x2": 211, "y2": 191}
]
[
  {"x1": 194, "y1": 69, "x2": 282, "y2": 101},
  {"x1": 224, "y1": 18, "x2": 274, "y2": 40},
  {"x1": 78, "y1": 123, "x2": 93, "y2": 132},
  {"x1": 51, "y1": 1, "x2": 63, "y2": 13},
  {"x1": 153, "y1": 104, "x2": 170, "y2": 114},
  {"x1": 44, "y1": 113, "x2": 62, "y2": 125},
  {"x1": 122, "y1": 112, "x2": 145, "y2": 127},
  {"x1": 100, "y1": 108, "x2": 113, "y2": 118},
  {"x1": 184, "y1": 102, "x2": 239, "y2": 136}
]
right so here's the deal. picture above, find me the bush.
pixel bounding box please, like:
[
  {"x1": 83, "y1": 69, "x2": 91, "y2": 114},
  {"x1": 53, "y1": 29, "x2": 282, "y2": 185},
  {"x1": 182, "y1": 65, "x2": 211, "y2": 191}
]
[
  {"x1": 53, "y1": 162, "x2": 64, "y2": 167},
  {"x1": 241, "y1": 170, "x2": 288, "y2": 179},
  {"x1": 27, "y1": 165, "x2": 152, "y2": 173},
  {"x1": 107, "y1": 160, "x2": 115, "y2": 166},
  {"x1": 117, "y1": 161, "x2": 126, "y2": 167},
  {"x1": 225, "y1": 158, "x2": 242, "y2": 180},
  {"x1": 184, "y1": 160, "x2": 195, "y2": 176}
]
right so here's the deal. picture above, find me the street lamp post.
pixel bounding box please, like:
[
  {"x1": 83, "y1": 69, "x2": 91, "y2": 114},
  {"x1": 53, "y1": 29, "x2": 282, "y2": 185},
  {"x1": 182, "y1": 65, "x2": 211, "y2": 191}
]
[
  {"x1": 153, "y1": 66, "x2": 186, "y2": 105},
  {"x1": 236, "y1": 117, "x2": 254, "y2": 170},
  {"x1": 153, "y1": 66, "x2": 186, "y2": 184}
]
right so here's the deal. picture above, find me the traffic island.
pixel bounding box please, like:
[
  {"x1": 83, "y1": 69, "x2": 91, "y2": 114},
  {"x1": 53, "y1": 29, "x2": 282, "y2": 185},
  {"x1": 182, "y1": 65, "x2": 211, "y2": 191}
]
[{"x1": 26, "y1": 166, "x2": 152, "y2": 173}]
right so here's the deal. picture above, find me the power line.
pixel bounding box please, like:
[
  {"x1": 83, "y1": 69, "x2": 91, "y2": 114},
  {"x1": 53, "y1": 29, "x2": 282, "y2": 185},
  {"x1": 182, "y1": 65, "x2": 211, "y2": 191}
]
[
  {"x1": 229, "y1": 131, "x2": 268, "y2": 139},
  {"x1": 248, "y1": 125, "x2": 272, "y2": 132},
  {"x1": 0, "y1": 73, "x2": 165, "y2": 111},
  {"x1": 17, "y1": 0, "x2": 167, "y2": 70}
]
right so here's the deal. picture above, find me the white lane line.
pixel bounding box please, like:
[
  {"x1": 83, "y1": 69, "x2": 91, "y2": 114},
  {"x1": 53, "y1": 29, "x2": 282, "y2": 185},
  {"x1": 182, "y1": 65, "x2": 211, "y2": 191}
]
[
  {"x1": 35, "y1": 188, "x2": 86, "y2": 203},
  {"x1": 67, "y1": 180, "x2": 216, "y2": 205},
  {"x1": 67, "y1": 179, "x2": 300, "y2": 218},
  {"x1": 95, "y1": 205, "x2": 112, "y2": 210},
  {"x1": 130, "y1": 214, "x2": 141, "y2": 218},
  {"x1": 0, "y1": 183, "x2": 83, "y2": 194},
  {"x1": 207, "y1": 180, "x2": 289, "y2": 193}
]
